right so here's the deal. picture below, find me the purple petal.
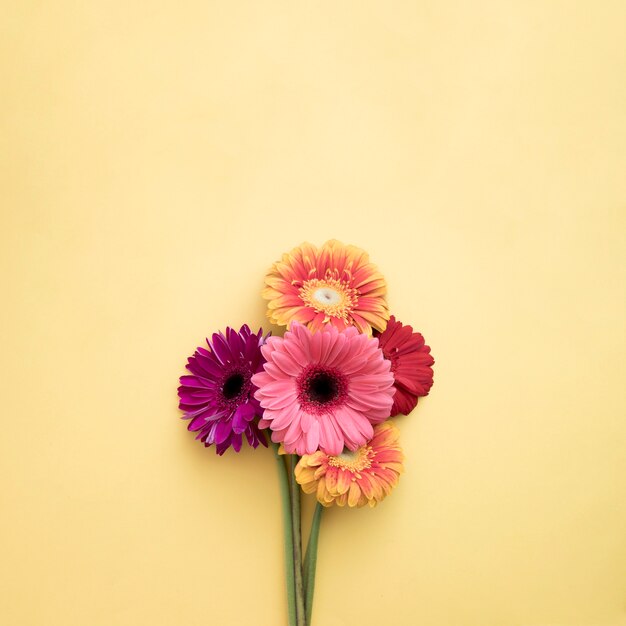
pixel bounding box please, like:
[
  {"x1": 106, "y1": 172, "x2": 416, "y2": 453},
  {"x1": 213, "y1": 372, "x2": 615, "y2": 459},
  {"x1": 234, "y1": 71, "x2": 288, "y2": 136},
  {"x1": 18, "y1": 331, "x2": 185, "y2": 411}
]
[
  {"x1": 211, "y1": 333, "x2": 232, "y2": 364},
  {"x1": 232, "y1": 403, "x2": 256, "y2": 434},
  {"x1": 183, "y1": 405, "x2": 225, "y2": 420},
  {"x1": 230, "y1": 432, "x2": 243, "y2": 452},
  {"x1": 197, "y1": 345, "x2": 217, "y2": 358},
  {"x1": 215, "y1": 439, "x2": 230, "y2": 455},
  {"x1": 246, "y1": 423, "x2": 267, "y2": 448},
  {"x1": 178, "y1": 391, "x2": 214, "y2": 406},
  {"x1": 188, "y1": 414, "x2": 211, "y2": 431},
  {"x1": 178, "y1": 375, "x2": 214, "y2": 389},
  {"x1": 204, "y1": 420, "x2": 220, "y2": 444},
  {"x1": 187, "y1": 356, "x2": 222, "y2": 379},
  {"x1": 214, "y1": 419, "x2": 232, "y2": 444},
  {"x1": 226, "y1": 327, "x2": 244, "y2": 356}
]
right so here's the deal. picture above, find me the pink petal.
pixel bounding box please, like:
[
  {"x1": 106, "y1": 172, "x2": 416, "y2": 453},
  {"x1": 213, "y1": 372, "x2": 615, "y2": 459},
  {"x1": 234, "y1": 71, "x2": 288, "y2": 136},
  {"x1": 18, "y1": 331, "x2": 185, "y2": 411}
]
[{"x1": 305, "y1": 420, "x2": 320, "y2": 452}]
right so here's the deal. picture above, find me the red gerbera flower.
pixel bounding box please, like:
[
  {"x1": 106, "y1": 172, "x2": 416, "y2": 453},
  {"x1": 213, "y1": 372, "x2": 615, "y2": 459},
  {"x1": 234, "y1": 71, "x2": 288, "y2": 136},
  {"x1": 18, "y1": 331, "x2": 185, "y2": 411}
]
[{"x1": 375, "y1": 315, "x2": 434, "y2": 416}]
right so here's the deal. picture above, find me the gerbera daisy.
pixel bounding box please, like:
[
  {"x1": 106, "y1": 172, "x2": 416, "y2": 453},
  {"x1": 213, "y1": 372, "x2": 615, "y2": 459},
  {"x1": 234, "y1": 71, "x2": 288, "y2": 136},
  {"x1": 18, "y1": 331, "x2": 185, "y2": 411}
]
[
  {"x1": 375, "y1": 315, "x2": 434, "y2": 416},
  {"x1": 178, "y1": 325, "x2": 269, "y2": 455},
  {"x1": 262, "y1": 239, "x2": 389, "y2": 336},
  {"x1": 251, "y1": 322, "x2": 394, "y2": 456},
  {"x1": 295, "y1": 421, "x2": 404, "y2": 508}
]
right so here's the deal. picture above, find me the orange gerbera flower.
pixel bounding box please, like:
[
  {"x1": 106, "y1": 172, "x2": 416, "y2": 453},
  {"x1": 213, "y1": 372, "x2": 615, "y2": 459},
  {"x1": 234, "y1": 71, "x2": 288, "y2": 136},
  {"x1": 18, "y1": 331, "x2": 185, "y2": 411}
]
[
  {"x1": 262, "y1": 240, "x2": 389, "y2": 336},
  {"x1": 294, "y1": 422, "x2": 404, "y2": 508}
]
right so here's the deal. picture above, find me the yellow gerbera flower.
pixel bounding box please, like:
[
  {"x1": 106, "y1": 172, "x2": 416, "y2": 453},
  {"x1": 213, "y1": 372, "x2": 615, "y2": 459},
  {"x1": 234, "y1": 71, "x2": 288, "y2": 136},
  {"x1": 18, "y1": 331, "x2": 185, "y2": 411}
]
[{"x1": 294, "y1": 422, "x2": 404, "y2": 508}]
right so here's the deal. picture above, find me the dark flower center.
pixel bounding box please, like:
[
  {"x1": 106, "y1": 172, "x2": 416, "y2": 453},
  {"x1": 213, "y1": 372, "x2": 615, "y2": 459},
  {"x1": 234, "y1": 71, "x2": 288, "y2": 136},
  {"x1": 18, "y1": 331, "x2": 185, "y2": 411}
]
[
  {"x1": 297, "y1": 365, "x2": 348, "y2": 415},
  {"x1": 306, "y1": 371, "x2": 340, "y2": 404},
  {"x1": 222, "y1": 373, "x2": 245, "y2": 400}
]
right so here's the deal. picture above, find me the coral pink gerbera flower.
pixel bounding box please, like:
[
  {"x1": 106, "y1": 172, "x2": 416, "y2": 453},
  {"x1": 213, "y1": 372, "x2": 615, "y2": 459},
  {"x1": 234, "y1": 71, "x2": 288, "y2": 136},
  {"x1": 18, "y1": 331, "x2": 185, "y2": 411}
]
[
  {"x1": 374, "y1": 315, "x2": 434, "y2": 416},
  {"x1": 295, "y1": 422, "x2": 404, "y2": 508},
  {"x1": 251, "y1": 323, "x2": 394, "y2": 456},
  {"x1": 262, "y1": 239, "x2": 389, "y2": 336}
]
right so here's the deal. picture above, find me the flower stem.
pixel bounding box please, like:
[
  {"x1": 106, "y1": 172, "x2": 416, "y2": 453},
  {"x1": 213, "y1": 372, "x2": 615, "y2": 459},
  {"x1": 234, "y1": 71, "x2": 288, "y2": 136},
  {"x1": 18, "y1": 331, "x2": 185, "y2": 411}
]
[
  {"x1": 273, "y1": 444, "x2": 296, "y2": 626},
  {"x1": 303, "y1": 502, "x2": 323, "y2": 626},
  {"x1": 288, "y1": 455, "x2": 307, "y2": 626}
]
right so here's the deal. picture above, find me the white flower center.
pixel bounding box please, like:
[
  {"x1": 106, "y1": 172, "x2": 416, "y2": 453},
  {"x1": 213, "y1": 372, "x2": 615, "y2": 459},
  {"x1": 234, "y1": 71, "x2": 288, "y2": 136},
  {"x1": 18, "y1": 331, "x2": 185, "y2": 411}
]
[
  {"x1": 337, "y1": 448, "x2": 360, "y2": 462},
  {"x1": 329, "y1": 446, "x2": 373, "y2": 472},
  {"x1": 313, "y1": 287, "x2": 342, "y2": 306},
  {"x1": 299, "y1": 278, "x2": 358, "y2": 322}
]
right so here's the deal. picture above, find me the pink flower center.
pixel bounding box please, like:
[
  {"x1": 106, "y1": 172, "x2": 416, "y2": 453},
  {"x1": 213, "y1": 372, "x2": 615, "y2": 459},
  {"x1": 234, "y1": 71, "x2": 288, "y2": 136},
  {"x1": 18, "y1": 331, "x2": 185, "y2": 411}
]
[{"x1": 297, "y1": 365, "x2": 348, "y2": 414}]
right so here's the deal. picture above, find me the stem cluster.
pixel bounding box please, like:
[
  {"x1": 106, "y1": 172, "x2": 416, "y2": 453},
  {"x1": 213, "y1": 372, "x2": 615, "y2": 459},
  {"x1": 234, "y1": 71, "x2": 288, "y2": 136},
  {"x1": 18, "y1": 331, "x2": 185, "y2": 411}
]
[{"x1": 273, "y1": 444, "x2": 324, "y2": 626}]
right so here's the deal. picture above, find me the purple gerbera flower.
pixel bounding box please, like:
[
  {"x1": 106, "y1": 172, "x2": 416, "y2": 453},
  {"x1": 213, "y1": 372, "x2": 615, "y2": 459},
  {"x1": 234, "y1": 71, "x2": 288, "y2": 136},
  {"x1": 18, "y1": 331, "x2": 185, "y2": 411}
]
[{"x1": 178, "y1": 324, "x2": 270, "y2": 455}]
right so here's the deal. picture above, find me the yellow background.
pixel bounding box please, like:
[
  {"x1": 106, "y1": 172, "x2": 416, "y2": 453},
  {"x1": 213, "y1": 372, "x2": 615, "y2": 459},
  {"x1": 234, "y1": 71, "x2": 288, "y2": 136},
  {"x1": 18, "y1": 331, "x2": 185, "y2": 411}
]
[{"x1": 2, "y1": 2, "x2": 625, "y2": 625}]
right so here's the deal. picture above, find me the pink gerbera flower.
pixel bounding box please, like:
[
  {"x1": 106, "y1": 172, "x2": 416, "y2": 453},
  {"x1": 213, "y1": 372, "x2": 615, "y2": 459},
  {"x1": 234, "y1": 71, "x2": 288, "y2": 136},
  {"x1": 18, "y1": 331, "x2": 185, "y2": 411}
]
[
  {"x1": 251, "y1": 323, "x2": 394, "y2": 455},
  {"x1": 375, "y1": 315, "x2": 434, "y2": 416}
]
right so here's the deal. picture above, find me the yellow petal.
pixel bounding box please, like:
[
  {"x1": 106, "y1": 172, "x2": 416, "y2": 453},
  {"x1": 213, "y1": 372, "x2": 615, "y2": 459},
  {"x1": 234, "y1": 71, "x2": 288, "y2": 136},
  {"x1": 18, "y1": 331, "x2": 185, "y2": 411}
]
[
  {"x1": 348, "y1": 480, "x2": 361, "y2": 507},
  {"x1": 335, "y1": 470, "x2": 351, "y2": 495}
]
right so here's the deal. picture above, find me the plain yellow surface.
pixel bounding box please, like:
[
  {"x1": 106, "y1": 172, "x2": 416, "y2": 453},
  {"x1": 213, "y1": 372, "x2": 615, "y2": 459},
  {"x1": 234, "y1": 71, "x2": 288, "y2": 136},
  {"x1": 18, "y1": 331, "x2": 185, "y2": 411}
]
[{"x1": 2, "y1": 2, "x2": 625, "y2": 625}]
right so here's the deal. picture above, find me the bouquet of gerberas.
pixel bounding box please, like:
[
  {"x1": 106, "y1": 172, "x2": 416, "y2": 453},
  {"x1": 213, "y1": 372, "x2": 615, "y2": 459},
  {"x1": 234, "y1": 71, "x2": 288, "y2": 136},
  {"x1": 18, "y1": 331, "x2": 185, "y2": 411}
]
[{"x1": 178, "y1": 240, "x2": 434, "y2": 626}]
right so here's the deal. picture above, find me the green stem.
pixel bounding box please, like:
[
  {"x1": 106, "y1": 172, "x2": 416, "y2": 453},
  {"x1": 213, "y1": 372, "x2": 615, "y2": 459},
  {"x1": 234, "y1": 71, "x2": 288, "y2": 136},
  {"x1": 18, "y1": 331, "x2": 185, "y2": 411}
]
[
  {"x1": 303, "y1": 502, "x2": 323, "y2": 626},
  {"x1": 288, "y1": 455, "x2": 306, "y2": 626},
  {"x1": 273, "y1": 444, "x2": 296, "y2": 626}
]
